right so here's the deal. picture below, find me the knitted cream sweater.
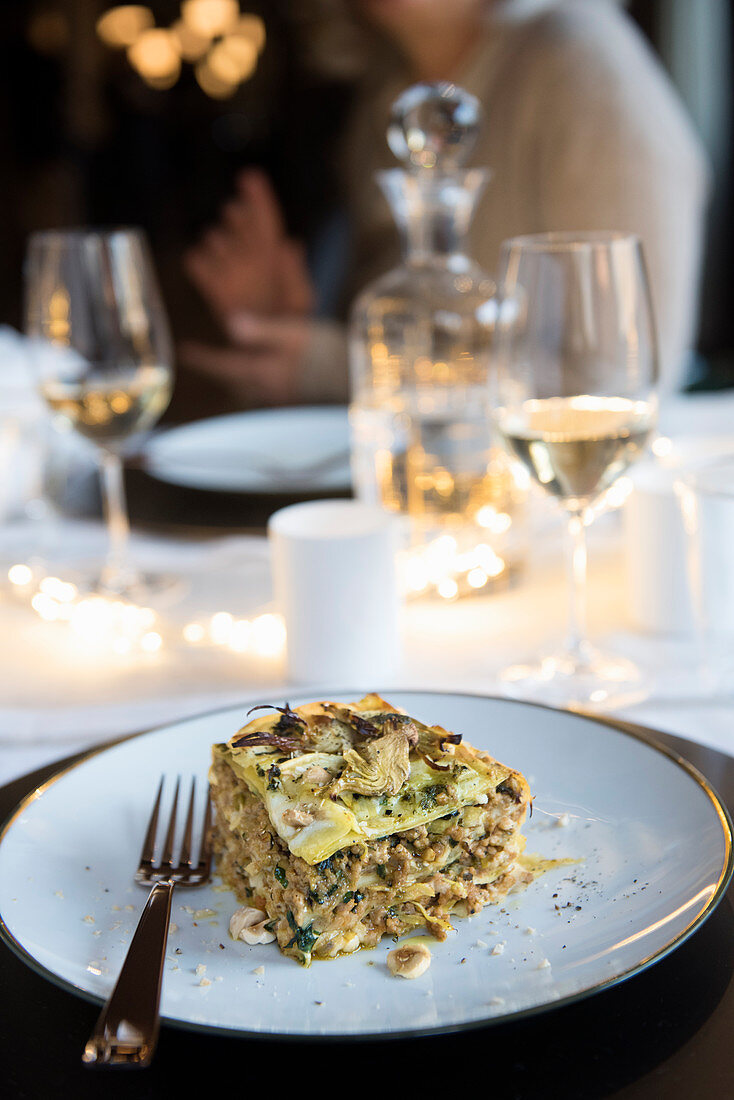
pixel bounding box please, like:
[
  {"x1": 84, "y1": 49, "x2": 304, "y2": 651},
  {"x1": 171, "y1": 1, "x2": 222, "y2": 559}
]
[{"x1": 299, "y1": 0, "x2": 710, "y2": 402}]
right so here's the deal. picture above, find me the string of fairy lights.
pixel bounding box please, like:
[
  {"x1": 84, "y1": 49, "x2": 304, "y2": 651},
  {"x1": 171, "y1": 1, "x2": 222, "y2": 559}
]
[
  {"x1": 3, "y1": 473, "x2": 637, "y2": 661},
  {"x1": 6, "y1": 562, "x2": 286, "y2": 660}
]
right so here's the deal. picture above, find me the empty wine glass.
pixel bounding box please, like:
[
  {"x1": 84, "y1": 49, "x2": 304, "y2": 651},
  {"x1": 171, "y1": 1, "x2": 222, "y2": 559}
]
[
  {"x1": 493, "y1": 232, "x2": 658, "y2": 709},
  {"x1": 24, "y1": 228, "x2": 174, "y2": 600}
]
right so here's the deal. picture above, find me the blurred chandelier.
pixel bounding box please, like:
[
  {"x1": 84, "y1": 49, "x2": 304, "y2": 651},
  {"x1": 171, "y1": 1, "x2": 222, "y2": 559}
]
[{"x1": 96, "y1": 2, "x2": 265, "y2": 98}]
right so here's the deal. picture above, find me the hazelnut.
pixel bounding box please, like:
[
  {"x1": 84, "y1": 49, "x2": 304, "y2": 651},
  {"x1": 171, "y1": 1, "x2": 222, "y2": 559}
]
[
  {"x1": 229, "y1": 906, "x2": 276, "y2": 945},
  {"x1": 387, "y1": 941, "x2": 432, "y2": 979}
]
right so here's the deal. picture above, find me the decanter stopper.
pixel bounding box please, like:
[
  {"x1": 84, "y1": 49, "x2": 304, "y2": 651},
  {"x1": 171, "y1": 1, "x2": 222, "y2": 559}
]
[{"x1": 387, "y1": 81, "x2": 481, "y2": 172}]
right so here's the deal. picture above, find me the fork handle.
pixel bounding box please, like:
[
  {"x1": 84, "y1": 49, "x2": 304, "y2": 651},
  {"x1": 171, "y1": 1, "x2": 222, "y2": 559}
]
[{"x1": 82, "y1": 880, "x2": 174, "y2": 1068}]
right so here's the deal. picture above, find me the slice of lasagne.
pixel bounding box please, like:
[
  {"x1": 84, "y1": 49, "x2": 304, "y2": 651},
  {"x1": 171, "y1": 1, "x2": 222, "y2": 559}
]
[{"x1": 209, "y1": 694, "x2": 532, "y2": 965}]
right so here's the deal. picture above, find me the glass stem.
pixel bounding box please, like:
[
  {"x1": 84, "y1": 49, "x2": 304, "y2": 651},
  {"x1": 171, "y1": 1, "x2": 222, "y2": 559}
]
[
  {"x1": 99, "y1": 450, "x2": 135, "y2": 594},
  {"x1": 565, "y1": 510, "x2": 590, "y2": 665}
]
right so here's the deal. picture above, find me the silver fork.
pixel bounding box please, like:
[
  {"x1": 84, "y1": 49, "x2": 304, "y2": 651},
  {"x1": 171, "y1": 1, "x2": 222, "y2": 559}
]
[{"x1": 82, "y1": 776, "x2": 212, "y2": 1068}]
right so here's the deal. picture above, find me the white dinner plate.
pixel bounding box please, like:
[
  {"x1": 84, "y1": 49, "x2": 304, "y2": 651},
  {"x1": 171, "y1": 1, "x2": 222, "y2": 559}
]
[
  {"x1": 144, "y1": 406, "x2": 351, "y2": 493},
  {"x1": 0, "y1": 692, "x2": 731, "y2": 1040}
]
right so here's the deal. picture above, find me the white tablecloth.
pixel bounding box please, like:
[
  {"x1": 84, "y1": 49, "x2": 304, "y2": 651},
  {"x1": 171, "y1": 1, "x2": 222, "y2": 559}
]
[{"x1": 2, "y1": 390, "x2": 734, "y2": 786}]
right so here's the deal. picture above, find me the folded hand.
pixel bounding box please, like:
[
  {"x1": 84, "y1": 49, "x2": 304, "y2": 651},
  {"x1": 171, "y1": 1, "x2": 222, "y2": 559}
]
[
  {"x1": 178, "y1": 314, "x2": 310, "y2": 407},
  {"x1": 184, "y1": 168, "x2": 314, "y2": 324}
]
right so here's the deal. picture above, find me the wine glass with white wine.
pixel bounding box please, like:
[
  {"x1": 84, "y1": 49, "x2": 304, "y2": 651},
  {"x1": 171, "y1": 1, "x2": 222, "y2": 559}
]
[
  {"x1": 493, "y1": 232, "x2": 658, "y2": 709},
  {"x1": 24, "y1": 228, "x2": 174, "y2": 600}
]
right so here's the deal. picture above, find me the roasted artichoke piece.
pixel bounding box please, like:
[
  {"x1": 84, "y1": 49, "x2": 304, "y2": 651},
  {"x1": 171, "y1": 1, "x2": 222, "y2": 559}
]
[{"x1": 328, "y1": 718, "x2": 414, "y2": 797}]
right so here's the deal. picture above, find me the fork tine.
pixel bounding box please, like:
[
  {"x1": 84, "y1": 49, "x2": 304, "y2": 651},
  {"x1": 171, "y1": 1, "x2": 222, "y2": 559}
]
[
  {"x1": 196, "y1": 796, "x2": 212, "y2": 877},
  {"x1": 179, "y1": 778, "x2": 196, "y2": 867},
  {"x1": 161, "y1": 776, "x2": 180, "y2": 870},
  {"x1": 140, "y1": 776, "x2": 165, "y2": 867}
]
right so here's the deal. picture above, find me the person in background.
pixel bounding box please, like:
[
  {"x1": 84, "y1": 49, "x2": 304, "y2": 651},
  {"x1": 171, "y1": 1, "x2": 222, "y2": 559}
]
[{"x1": 179, "y1": 0, "x2": 710, "y2": 410}]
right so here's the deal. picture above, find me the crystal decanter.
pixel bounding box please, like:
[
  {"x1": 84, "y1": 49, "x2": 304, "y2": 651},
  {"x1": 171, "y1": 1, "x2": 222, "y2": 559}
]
[{"x1": 348, "y1": 82, "x2": 525, "y2": 599}]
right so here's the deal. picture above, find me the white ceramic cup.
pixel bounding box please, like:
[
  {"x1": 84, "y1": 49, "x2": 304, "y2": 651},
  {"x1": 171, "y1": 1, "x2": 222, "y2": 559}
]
[
  {"x1": 268, "y1": 500, "x2": 401, "y2": 685},
  {"x1": 623, "y1": 436, "x2": 734, "y2": 634},
  {"x1": 623, "y1": 461, "x2": 694, "y2": 634},
  {"x1": 676, "y1": 454, "x2": 734, "y2": 691}
]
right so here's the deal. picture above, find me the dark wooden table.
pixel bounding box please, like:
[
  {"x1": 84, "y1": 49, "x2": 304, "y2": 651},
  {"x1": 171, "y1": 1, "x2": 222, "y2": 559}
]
[
  {"x1": 124, "y1": 464, "x2": 351, "y2": 535},
  {"x1": 2, "y1": 725, "x2": 734, "y2": 1099}
]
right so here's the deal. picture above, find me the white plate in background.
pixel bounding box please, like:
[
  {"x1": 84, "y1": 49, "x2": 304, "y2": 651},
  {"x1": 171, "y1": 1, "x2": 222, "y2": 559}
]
[
  {"x1": 0, "y1": 691, "x2": 730, "y2": 1040},
  {"x1": 144, "y1": 406, "x2": 351, "y2": 494}
]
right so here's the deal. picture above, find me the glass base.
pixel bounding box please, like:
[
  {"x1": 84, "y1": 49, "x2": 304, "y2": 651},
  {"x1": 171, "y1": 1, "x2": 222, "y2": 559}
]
[
  {"x1": 497, "y1": 644, "x2": 650, "y2": 711},
  {"x1": 80, "y1": 568, "x2": 188, "y2": 608}
]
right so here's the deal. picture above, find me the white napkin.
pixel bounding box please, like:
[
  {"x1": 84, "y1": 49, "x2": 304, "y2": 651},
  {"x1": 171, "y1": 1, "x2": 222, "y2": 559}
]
[
  {"x1": 0, "y1": 327, "x2": 97, "y2": 522},
  {"x1": 0, "y1": 327, "x2": 47, "y2": 521},
  {"x1": 0, "y1": 326, "x2": 45, "y2": 411}
]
